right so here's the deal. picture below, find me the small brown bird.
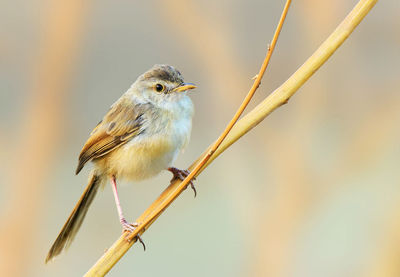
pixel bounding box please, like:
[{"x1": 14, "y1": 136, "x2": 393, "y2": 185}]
[{"x1": 46, "y1": 64, "x2": 196, "y2": 263}]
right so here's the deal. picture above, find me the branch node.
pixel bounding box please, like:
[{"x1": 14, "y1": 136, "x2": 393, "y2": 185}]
[{"x1": 280, "y1": 98, "x2": 289, "y2": 106}]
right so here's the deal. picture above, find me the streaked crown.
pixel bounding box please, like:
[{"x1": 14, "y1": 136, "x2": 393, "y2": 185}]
[{"x1": 139, "y1": 64, "x2": 184, "y2": 84}]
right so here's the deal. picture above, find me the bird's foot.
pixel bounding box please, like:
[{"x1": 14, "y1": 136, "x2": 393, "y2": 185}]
[
  {"x1": 120, "y1": 218, "x2": 146, "y2": 251},
  {"x1": 168, "y1": 167, "x2": 197, "y2": 197}
]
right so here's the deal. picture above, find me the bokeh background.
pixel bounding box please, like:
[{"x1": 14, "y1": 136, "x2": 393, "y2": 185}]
[{"x1": 1, "y1": 0, "x2": 399, "y2": 276}]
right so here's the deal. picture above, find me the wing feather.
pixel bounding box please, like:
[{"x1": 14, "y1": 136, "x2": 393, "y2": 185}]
[{"x1": 75, "y1": 97, "x2": 146, "y2": 174}]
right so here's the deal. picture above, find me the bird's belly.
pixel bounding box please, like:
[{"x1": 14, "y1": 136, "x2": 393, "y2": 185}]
[{"x1": 96, "y1": 135, "x2": 178, "y2": 181}]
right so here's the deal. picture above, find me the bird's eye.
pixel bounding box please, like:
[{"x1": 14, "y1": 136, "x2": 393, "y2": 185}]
[{"x1": 155, "y1": 83, "x2": 165, "y2": 92}]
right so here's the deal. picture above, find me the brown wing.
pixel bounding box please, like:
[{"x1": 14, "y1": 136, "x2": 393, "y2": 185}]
[{"x1": 75, "y1": 97, "x2": 145, "y2": 174}]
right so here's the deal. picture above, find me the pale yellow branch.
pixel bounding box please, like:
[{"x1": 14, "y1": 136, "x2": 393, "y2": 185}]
[{"x1": 85, "y1": 0, "x2": 377, "y2": 275}]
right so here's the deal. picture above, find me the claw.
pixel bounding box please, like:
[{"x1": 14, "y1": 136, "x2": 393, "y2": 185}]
[
  {"x1": 168, "y1": 167, "x2": 197, "y2": 197},
  {"x1": 136, "y1": 234, "x2": 146, "y2": 251},
  {"x1": 121, "y1": 219, "x2": 146, "y2": 251}
]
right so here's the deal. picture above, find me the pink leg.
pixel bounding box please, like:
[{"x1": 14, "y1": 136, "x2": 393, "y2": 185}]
[
  {"x1": 111, "y1": 176, "x2": 138, "y2": 231},
  {"x1": 111, "y1": 176, "x2": 146, "y2": 250}
]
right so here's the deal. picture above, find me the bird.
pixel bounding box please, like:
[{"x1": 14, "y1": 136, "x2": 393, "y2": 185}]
[{"x1": 45, "y1": 64, "x2": 196, "y2": 263}]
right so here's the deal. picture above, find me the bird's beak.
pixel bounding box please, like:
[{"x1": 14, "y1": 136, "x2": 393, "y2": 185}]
[{"x1": 172, "y1": 83, "x2": 197, "y2": 93}]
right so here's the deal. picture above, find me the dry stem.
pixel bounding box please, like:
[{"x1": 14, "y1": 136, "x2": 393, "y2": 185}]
[{"x1": 85, "y1": 0, "x2": 377, "y2": 275}]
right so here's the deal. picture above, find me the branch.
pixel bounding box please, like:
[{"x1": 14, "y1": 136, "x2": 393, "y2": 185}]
[{"x1": 85, "y1": 0, "x2": 377, "y2": 275}]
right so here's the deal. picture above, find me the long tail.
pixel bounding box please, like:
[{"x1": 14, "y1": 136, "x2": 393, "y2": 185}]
[{"x1": 45, "y1": 173, "x2": 103, "y2": 263}]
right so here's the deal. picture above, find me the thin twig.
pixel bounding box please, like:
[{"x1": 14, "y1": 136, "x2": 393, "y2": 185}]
[
  {"x1": 85, "y1": 0, "x2": 377, "y2": 275},
  {"x1": 190, "y1": 0, "x2": 291, "y2": 170}
]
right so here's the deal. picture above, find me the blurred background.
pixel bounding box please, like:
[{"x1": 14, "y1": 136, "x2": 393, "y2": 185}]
[{"x1": 1, "y1": 0, "x2": 399, "y2": 276}]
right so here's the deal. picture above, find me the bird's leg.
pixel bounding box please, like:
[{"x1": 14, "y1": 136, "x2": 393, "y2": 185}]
[
  {"x1": 110, "y1": 176, "x2": 145, "y2": 250},
  {"x1": 111, "y1": 176, "x2": 134, "y2": 230},
  {"x1": 167, "y1": 167, "x2": 197, "y2": 197}
]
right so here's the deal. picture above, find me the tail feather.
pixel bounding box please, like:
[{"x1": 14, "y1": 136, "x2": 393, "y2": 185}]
[{"x1": 45, "y1": 173, "x2": 102, "y2": 263}]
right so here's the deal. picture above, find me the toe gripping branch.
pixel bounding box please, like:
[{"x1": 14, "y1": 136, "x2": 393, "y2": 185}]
[
  {"x1": 121, "y1": 220, "x2": 146, "y2": 251},
  {"x1": 168, "y1": 167, "x2": 197, "y2": 197}
]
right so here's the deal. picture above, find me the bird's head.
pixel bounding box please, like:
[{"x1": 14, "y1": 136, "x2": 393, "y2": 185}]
[{"x1": 131, "y1": 64, "x2": 196, "y2": 105}]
